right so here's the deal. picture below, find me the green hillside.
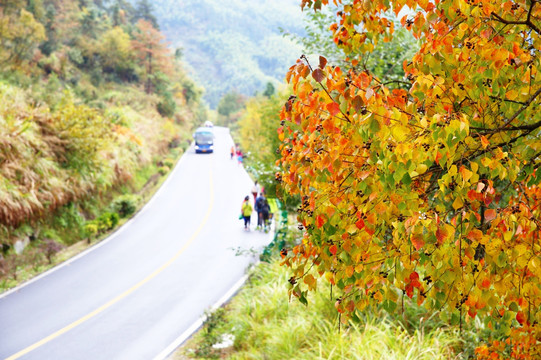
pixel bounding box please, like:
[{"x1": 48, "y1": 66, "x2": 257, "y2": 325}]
[{"x1": 145, "y1": 0, "x2": 305, "y2": 107}]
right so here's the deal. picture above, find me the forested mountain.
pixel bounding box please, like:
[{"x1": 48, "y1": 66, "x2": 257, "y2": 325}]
[
  {"x1": 141, "y1": 0, "x2": 305, "y2": 107},
  {"x1": 0, "y1": 0, "x2": 203, "y2": 280}
]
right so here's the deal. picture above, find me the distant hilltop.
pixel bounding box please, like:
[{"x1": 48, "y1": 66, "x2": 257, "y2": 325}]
[{"x1": 140, "y1": 0, "x2": 305, "y2": 108}]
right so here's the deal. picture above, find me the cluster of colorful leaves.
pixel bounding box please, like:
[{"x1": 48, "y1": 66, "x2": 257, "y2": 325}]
[{"x1": 278, "y1": 0, "x2": 540, "y2": 357}]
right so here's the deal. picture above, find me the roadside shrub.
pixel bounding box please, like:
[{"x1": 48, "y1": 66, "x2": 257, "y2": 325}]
[
  {"x1": 42, "y1": 229, "x2": 61, "y2": 242},
  {"x1": 163, "y1": 158, "x2": 175, "y2": 169},
  {"x1": 158, "y1": 166, "x2": 169, "y2": 176},
  {"x1": 39, "y1": 239, "x2": 64, "y2": 264},
  {"x1": 157, "y1": 93, "x2": 176, "y2": 118},
  {"x1": 112, "y1": 194, "x2": 139, "y2": 218},
  {"x1": 84, "y1": 222, "x2": 99, "y2": 243},
  {"x1": 168, "y1": 135, "x2": 181, "y2": 149},
  {"x1": 96, "y1": 212, "x2": 119, "y2": 231},
  {"x1": 194, "y1": 308, "x2": 228, "y2": 359},
  {"x1": 84, "y1": 212, "x2": 120, "y2": 240}
]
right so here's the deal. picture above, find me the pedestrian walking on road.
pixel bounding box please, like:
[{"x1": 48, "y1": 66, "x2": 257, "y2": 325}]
[
  {"x1": 241, "y1": 196, "x2": 253, "y2": 231},
  {"x1": 237, "y1": 149, "x2": 243, "y2": 166},
  {"x1": 251, "y1": 181, "x2": 261, "y2": 202},
  {"x1": 261, "y1": 197, "x2": 271, "y2": 232},
  {"x1": 230, "y1": 145, "x2": 235, "y2": 160},
  {"x1": 254, "y1": 192, "x2": 266, "y2": 231}
]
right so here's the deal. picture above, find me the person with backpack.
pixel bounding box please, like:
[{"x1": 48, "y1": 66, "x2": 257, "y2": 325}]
[
  {"x1": 255, "y1": 192, "x2": 268, "y2": 231},
  {"x1": 241, "y1": 196, "x2": 253, "y2": 231},
  {"x1": 260, "y1": 197, "x2": 271, "y2": 232}
]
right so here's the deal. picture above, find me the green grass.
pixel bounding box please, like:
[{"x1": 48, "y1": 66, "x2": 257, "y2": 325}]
[{"x1": 178, "y1": 260, "x2": 470, "y2": 360}]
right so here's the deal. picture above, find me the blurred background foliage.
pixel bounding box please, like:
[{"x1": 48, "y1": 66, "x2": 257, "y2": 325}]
[{"x1": 142, "y1": 0, "x2": 305, "y2": 108}]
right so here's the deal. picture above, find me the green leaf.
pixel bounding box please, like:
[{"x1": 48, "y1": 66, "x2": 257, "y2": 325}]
[
  {"x1": 401, "y1": 172, "x2": 412, "y2": 186},
  {"x1": 382, "y1": 300, "x2": 397, "y2": 313}
]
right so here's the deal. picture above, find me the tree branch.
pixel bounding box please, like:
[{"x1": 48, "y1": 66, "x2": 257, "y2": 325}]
[
  {"x1": 491, "y1": 1, "x2": 541, "y2": 35},
  {"x1": 471, "y1": 87, "x2": 541, "y2": 134}
]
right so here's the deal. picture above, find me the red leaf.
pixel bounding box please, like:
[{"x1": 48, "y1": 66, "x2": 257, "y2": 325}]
[
  {"x1": 355, "y1": 219, "x2": 365, "y2": 230},
  {"x1": 316, "y1": 215, "x2": 326, "y2": 228},
  {"x1": 326, "y1": 102, "x2": 341, "y2": 116},
  {"x1": 329, "y1": 244, "x2": 337, "y2": 255},
  {"x1": 516, "y1": 311, "x2": 526, "y2": 325},
  {"x1": 405, "y1": 283, "x2": 414, "y2": 298},
  {"x1": 319, "y1": 56, "x2": 327, "y2": 69},
  {"x1": 312, "y1": 68, "x2": 325, "y2": 83},
  {"x1": 467, "y1": 190, "x2": 480, "y2": 201}
]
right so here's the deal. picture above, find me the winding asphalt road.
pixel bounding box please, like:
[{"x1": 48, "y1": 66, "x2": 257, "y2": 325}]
[{"x1": 0, "y1": 127, "x2": 270, "y2": 360}]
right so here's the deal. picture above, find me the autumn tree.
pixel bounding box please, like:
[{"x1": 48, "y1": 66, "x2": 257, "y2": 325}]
[
  {"x1": 0, "y1": 2, "x2": 45, "y2": 69},
  {"x1": 278, "y1": 0, "x2": 540, "y2": 358},
  {"x1": 131, "y1": 19, "x2": 173, "y2": 94},
  {"x1": 97, "y1": 26, "x2": 135, "y2": 78}
]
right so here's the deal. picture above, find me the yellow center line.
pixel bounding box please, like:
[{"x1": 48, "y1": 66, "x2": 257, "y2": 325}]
[{"x1": 6, "y1": 168, "x2": 214, "y2": 360}]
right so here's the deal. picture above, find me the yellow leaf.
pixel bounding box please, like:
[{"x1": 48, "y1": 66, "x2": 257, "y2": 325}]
[
  {"x1": 392, "y1": 125, "x2": 408, "y2": 142},
  {"x1": 346, "y1": 224, "x2": 358, "y2": 234},
  {"x1": 416, "y1": 163, "x2": 428, "y2": 174},
  {"x1": 506, "y1": 89, "x2": 518, "y2": 101},
  {"x1": 304, "y1": 274, "x2": 317, "y2": 290},
  {"x1": 452, "y1": 196, "x2": 464, "y2": 210}
]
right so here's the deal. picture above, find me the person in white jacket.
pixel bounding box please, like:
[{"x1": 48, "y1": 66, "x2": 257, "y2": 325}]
[{"x1": 251, "y1": 181, "x2": 261, "y2": 202}]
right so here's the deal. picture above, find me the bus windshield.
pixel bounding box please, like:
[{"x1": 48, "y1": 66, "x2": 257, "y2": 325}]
[{"x1": 195, "y1": 131, "x2": 213, "y2": 144}]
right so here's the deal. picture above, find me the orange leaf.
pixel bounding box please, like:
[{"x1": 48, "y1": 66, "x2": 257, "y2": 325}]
[
  {"x1": 435, "y1": 151, "x2": 442, "y2": 165},
  {"x1": 436, "y1": 226, "x2": 447, "y2": 244},
  {"x1": 480, "y1": 278, "x2": 491, "y2": 290},
  {"x1": 480, "y1": 136, "x2": 490, "y2": 149},
  {"x1": 467, "y1": 229, "x2": 483, "y2": 242},
  {"x1": 326, "y1": 102, "x2": 340, "y2": 116},
  {"x1": 411, "y1": 234, "x2": 425, "y2": 251},
  {"x1": 484, "y1": 209, "x2": 496, "y2": 223}
]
